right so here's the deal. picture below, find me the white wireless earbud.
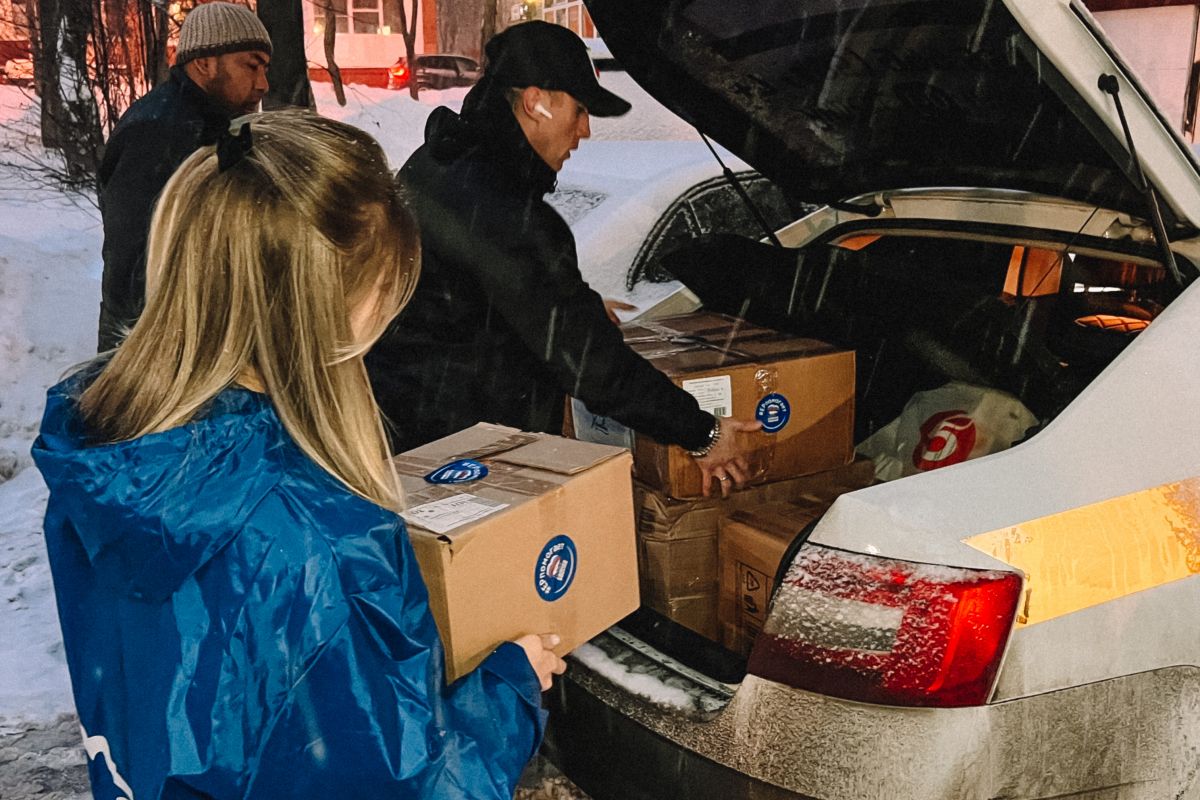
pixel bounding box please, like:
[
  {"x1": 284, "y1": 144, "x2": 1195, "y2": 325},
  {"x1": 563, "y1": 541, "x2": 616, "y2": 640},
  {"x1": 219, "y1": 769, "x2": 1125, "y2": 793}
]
[{"x1": 533, "y1": 102, "x2": 555, "y2": 120}]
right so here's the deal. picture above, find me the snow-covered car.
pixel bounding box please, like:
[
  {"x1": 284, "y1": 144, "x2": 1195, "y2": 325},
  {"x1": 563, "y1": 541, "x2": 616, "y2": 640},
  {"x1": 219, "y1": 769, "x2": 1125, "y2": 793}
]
[{"x1": 544, "y1": 1, "x2": 1200, "y2": 798}]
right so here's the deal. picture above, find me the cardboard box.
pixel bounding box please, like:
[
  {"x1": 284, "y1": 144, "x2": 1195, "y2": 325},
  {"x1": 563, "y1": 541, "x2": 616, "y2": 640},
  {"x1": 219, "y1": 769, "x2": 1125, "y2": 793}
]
[
  {"x1": 621, "y1": 312, "x2": 856, "y2": 499},
  {"x1": 718, "y1": 480, "x2": 873, "y2": 657},
  {"x1": 394, "y1": 424, "x2": 638, "y2": 681},
  {"x1": 635, "y1": 458, "x2": 875, "y2": 642}
]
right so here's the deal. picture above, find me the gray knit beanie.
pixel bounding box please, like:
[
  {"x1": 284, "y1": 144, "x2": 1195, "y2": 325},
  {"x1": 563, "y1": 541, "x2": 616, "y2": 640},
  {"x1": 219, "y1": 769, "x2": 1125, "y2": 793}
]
[{"x1": 176, "y1": 2, "x2": 272, "y2": 65}]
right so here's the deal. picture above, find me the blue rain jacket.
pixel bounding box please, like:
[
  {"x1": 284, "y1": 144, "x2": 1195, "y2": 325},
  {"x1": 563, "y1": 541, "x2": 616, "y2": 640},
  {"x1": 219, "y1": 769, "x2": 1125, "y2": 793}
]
[{"x1": 32, "y1": 374, "x2": 545, "y2": 799}]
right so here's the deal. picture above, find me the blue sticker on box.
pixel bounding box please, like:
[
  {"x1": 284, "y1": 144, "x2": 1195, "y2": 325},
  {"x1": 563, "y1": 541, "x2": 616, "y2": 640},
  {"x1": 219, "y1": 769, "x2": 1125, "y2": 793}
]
[
  {"x1": 535, "y1": 535, "x2": 577, "y2": 602},
  {"x1": 424, "y1": 459, "x2": 488, "y2": 484},
  {"x1": 756, "y1": 393, "x2": 791, "y2": 433}
]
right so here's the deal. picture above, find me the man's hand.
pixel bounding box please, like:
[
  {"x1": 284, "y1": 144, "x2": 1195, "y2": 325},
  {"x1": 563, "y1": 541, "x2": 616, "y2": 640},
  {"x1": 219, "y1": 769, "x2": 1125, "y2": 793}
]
[
  {"x1": 602, "y1": 298, "x2": 637, "y2": 325},
  {"x1": 694, "y1": 417, "x2": 763, "y2": 498},
  {"x1": 512, "y1": 633, "x2": 568, "y2": 691}
]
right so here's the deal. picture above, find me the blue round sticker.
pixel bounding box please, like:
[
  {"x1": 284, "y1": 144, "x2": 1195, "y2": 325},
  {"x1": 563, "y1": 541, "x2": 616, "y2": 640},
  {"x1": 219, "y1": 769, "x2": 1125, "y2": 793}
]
[
  {"x1": 534, "y1": 535, "x2": 577, "y2": 602},
  {"x1": 424, "y1": 459, "x2": 488, "y2": 484},
  {"x1": 756, "y1": 393, "x2": 791, "y2": 433}
]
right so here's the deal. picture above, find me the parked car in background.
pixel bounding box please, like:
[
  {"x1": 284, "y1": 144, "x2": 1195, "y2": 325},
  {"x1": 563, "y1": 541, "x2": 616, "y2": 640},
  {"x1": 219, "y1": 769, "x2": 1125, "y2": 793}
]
[
  {"x1": 387, "y1": 53, "x2": 479, "y2": 91},
  {"x1": 544, "y1": 0, "x2": 1200, "y2": 798}
]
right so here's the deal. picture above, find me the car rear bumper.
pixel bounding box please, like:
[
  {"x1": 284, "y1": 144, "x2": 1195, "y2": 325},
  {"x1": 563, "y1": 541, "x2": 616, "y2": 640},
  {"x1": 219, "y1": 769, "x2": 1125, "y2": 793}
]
[{"x1": 544, "y1": 640, "x2": 1200, "y2": 800}]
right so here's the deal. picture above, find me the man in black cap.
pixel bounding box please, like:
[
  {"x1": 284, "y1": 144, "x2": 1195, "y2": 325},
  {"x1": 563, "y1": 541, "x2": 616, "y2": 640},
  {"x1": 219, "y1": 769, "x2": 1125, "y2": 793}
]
[
  {"x1": 96, "y1": 1, "x2": 271, "y2": 351},
  {"x1": 367, "y1": 20, "x2": 758, "y2": 495}
]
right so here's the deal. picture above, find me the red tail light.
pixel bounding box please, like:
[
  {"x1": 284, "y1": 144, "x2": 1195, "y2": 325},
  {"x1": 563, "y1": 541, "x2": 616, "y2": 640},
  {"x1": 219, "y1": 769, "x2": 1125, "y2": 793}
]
[
  {"x1": 390, "y1": 64, "x2": 409, "y2": 79},
  {"x1": 747, "y1": 543, "x2": 1022, "y2": 708}
]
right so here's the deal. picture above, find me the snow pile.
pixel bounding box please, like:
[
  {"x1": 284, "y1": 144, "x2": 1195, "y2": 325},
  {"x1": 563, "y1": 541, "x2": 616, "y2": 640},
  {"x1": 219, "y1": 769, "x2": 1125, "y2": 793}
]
[
  {"x1": 0, "y1": 85, "x2": 102, "y2": 726},
  {"x1": 570, "y1": 641, "x2": 729, "y2": 715}
]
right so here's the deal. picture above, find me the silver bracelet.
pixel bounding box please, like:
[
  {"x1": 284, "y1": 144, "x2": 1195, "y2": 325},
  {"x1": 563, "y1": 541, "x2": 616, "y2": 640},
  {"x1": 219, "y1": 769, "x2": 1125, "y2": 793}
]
[{"x1": 688, "y1": 416, "x2": 721, "y2": 458}]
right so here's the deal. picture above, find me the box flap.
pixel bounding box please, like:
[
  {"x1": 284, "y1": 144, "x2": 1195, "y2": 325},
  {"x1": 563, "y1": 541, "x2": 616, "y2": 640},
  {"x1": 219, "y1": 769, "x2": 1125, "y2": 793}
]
[
  {"x1": 493, "y1": 437, "x2": 626, "y2": 475},
  {"x1": 400, "y1": 422, "x2": 538, "y2": 463}
]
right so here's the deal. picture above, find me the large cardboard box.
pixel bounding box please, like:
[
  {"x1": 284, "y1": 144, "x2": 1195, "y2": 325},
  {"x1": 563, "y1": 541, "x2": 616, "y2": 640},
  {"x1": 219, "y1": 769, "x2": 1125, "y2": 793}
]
[
  {"x1": 394, "y1": 424, "x2": 638, "y2": 681},
  {"x1": 621, "y1": 312, "x2": 855, "y2": 499},
  {"x1": 636, "y1": 458, "x2": 875, "y2": 641},
  {"x1": 718, "y1": 482, "x2": 870, "y2": 657}
]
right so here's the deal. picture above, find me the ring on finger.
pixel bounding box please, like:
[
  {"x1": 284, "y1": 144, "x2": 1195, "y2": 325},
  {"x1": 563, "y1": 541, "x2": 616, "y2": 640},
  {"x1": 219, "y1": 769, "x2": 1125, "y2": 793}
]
[{"x1": 717, "y1": 475, "x2": 729, "y2": 482}]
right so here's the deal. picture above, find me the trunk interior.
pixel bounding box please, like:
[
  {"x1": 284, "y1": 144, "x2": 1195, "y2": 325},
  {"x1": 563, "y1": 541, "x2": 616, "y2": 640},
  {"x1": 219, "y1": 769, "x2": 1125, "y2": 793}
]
[{"x1": 622, "y1": 224, "x2": 1190, "y2": 689}]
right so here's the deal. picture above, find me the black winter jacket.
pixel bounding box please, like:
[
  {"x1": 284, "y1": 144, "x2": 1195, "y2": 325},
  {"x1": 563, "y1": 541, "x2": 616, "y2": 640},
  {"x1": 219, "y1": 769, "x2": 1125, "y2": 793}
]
[
  {"x1": 97, "y1": 66, "x2": 231, "y2": 352},
  {"x1": 366, "y1": 82, "x2": 714, "y2": 453}
]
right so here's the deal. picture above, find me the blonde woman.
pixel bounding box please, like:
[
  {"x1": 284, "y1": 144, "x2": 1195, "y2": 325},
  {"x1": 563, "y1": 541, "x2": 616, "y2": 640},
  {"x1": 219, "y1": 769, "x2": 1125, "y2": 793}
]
[{"x1": 33, "y1": 111, "x2": 563, "y2": 800}]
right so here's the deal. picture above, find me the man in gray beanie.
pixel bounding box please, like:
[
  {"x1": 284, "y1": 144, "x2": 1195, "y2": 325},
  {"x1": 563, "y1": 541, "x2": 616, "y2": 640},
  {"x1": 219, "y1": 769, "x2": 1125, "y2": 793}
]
[{"x1": 96, "y1": 1, "x2": 272, "y2": 351}]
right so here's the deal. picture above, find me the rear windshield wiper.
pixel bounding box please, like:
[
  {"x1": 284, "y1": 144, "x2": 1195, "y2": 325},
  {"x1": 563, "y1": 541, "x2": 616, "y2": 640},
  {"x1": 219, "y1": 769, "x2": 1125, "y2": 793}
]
[{"x1": 1098, "y1": 73, "x2": 1185, "y2": 286}]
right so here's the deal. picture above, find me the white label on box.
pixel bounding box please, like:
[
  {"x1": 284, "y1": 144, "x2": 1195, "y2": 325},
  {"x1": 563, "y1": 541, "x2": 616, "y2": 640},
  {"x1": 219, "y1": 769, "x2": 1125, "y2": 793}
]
[
  {"x1": 681, "y1": 375, "x2": 733, "y2": 417},
  {"x1": 571, "y1": 397, "x2": 635, "y2": 449},
  {"x1": 401, "y1": 494, "x2": 509, "y2": 534}
]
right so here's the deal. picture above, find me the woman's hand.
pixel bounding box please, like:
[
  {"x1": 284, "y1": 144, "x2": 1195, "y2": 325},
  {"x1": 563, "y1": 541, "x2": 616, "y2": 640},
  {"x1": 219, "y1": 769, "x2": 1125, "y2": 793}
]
[
  {"x1": 694, "y1": 417, "x2": 763, "y2": 498},
  {"x1": 513, "y1": 633, "x2": 568, "y2": 691}
]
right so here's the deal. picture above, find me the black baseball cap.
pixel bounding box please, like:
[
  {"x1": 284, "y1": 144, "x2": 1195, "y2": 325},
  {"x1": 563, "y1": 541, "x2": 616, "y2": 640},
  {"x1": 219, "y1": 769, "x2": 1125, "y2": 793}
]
[{"x1": 484, "y1": 21, "x2": 631, "y2": 118}]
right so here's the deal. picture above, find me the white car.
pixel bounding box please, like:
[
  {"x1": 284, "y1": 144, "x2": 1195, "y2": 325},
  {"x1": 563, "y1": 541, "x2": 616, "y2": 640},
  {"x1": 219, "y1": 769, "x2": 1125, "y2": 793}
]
[{"x1": 546, "y1": 1, "x2": 1200, "y2": 797}]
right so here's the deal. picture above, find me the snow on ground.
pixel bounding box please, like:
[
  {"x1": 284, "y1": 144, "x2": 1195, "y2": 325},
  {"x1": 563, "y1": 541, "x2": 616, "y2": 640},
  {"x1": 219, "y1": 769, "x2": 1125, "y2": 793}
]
[
  {"x1": 0, "y1": 70, "x2": 697, "y2": 730},
  {"x1": 0, "y1": 84, "x2": 103, "y2": 727}
]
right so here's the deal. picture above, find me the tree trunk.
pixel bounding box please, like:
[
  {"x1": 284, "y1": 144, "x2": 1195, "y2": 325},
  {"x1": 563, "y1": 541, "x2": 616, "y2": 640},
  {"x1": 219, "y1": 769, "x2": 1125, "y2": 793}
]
[
  {"x1": 323, "y1": 5, "x2": 345, "y2": 106},
  {"x1": 34, "y1": 0, "x2": 103, "y2": 187},
  {"x1": 397, "y1": 0, "x2": 419, "y2": 100},
  {"x1": 258, "y1": 0, "x2": 314, "y2": 109},
  {"x1": 480, "y1": 0, "x2": 496, "y2": 61},
  {"x1": 436, "y1": 0, "x2": 482, "y2": 62},
  {"x1": 140, "y1": 0, "x2": 170, "y2": 89},
  {"x1": 34, "y1": 0, "x2": 65, "y2": 147}
]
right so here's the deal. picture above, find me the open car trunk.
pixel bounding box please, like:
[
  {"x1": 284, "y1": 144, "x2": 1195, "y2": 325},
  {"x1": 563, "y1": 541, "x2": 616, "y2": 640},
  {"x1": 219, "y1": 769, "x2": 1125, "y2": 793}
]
[{"x1": 615, "y1": 224, "x2": 1189, "y2": 689}]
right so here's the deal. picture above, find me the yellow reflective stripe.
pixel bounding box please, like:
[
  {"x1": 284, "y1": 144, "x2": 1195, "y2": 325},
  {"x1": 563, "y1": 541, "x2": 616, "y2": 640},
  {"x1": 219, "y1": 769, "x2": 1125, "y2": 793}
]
[{"x1": 964, "y1": 477, "x2": 1200, "y2": 626}]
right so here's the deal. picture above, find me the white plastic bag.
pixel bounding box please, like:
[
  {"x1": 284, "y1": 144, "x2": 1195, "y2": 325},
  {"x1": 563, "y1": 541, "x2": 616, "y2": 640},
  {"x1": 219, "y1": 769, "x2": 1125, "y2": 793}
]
[{"x1": 857, "y1": 382, "x2": 1038, "y2": 481}]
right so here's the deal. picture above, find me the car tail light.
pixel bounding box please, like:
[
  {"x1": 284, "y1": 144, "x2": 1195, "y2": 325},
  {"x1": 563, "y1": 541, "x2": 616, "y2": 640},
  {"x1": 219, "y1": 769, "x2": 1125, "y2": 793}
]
[
  {"x1": 747, "y1": 543, "x2": 1023, "y2": 708},
  {"x1": 390, "y1": 64, "x2": 409, "y2": 80}
]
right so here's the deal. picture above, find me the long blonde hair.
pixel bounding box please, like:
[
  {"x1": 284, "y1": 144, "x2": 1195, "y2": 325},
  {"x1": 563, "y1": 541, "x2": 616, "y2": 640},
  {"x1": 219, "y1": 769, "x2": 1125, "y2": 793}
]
[{"x1": 80, "y1": 111, "x2": 419, "y2": 509}]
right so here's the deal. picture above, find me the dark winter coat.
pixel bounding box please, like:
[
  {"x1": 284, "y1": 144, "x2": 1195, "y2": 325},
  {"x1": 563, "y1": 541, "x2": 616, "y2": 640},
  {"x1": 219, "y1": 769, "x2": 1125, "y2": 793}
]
[
  {"x1": 97, "y1": 66, "x2": 231, "y2": 352},
  {"x1": 366, "y1": 80, "x2": 714, "y2": 453},
  {"x1": 31, "y1": 374, "x2": 545, "y2": 799}
]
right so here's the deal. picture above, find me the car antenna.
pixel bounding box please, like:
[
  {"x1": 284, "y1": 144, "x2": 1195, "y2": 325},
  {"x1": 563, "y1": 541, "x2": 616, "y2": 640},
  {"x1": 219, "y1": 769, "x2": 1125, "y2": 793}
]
[
  {"x1": 698, "y1": 131, "x2": 785, "y2": 248},
  {"x1": 1098, "y1": 73, "x2": 1185, "y2": 286}
]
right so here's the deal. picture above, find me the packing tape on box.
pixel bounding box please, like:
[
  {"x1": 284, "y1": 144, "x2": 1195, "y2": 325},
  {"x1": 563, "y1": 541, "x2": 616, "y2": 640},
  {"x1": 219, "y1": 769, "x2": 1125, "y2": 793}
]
[
  {"x1": 750, "y1": 366, "x2": 781, "y2": 480},
  {"x1": 394, "y1": 452, "x2": 562, "y2": 498}
]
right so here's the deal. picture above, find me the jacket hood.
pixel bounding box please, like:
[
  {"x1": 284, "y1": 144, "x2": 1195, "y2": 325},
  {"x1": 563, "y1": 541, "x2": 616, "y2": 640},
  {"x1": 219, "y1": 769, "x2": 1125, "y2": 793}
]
[
  {"x1": 425, "y1": 76, "x2": 559, "y2": 196},
  {"x1": 32, "y1": 373, "x2": 283, "y2": 603}
]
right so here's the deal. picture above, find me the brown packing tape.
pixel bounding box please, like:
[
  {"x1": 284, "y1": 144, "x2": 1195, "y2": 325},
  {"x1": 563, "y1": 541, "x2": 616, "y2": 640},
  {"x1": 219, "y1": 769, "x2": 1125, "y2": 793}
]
[
  {"x1": 638, "y1": 536, "x2": 718, "y2": 600},
  {"x1": 454, "y1": 432, "x2": 541, "y2": 461},
  {"x1": 644, "y1": 592, "x2": 719, "y2": 640},
  {"x1": 394, "y1": 444, "x2": 563, "y2": 499},
  {"x1": 752, "y1": 365, "x2": 780, "y2": 479}
]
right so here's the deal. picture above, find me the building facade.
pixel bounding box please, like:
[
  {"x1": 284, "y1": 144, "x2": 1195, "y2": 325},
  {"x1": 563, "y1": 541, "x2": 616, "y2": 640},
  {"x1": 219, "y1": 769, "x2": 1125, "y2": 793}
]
[{"x1": 303, "y1": 0, "x2": 436, "y2": 79}]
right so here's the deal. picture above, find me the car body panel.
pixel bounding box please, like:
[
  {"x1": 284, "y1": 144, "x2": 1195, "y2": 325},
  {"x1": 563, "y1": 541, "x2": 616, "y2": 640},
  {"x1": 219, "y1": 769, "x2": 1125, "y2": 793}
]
[{"x1": 549, "y1": 657, "x2": 1200, "y2": 800}]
